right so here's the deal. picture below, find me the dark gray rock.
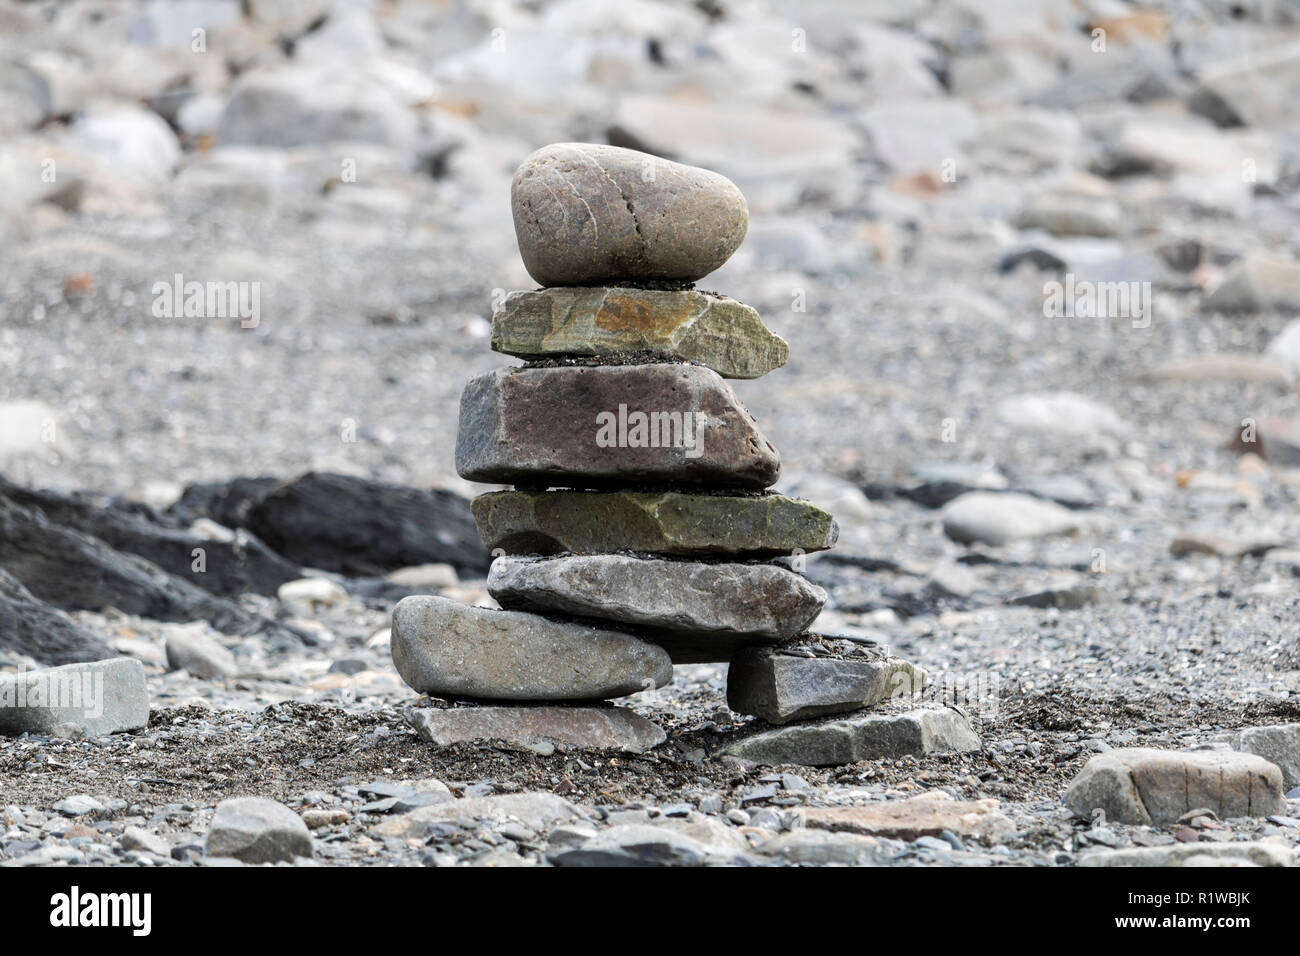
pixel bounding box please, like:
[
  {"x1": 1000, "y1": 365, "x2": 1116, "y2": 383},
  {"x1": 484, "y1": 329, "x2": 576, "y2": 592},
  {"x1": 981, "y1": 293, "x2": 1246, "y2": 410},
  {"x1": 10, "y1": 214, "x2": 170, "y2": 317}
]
[
  {"x1": 456, "y1": 364, "x2": 779, "y2": 490},
  {"x1": 0, "y1": 568, "x2": 112, "y2": 665},
  {"x1": 391, "y1": 595, "x2": 673, "y2": 701},
  {"x1": 488, "y1": 555, "x2": 825, "y2": 663},
  {"x1": 512, "y1": 142, "x2": 748, "y2": 287},
  {"x1": 0, "y1": 477, "x2": 300, "y2": 598},
  {"x1": 727, "y1": 648, "x2": 925, "y2": 724},
  {"x1": 243, "y1": 472, "x2": 489, "y2": 576}
]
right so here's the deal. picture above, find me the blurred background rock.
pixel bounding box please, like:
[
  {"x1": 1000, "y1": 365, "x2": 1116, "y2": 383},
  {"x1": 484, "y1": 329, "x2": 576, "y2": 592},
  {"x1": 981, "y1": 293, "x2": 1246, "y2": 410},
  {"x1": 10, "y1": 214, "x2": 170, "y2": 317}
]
[{"x1": 1, "y1": 0, "x2": 1298, "y2": 525}]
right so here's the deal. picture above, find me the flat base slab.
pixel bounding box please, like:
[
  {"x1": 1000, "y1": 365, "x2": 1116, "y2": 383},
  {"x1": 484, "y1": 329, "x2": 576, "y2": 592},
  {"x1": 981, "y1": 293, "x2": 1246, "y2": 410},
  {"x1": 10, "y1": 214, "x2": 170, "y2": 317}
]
[
  {"x1": 720, "y1": 708, "x2": 980, "y2": 767},
  {"x1": 405, "y1": 704, "x2": 666, "y2": 754}
]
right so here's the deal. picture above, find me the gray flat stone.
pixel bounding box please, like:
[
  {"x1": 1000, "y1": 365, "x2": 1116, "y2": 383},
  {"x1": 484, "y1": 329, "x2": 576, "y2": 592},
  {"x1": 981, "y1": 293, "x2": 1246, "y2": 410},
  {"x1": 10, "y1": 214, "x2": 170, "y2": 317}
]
[
  {"x1": 487, "y1": 555, "x2": 825, "y2": 663},
  {"x1": 404, "y1": 703, "x2": 665, "y2": 754},
  {"x1": 1077, "y1": 841, "x2": 1296, "y2": 867},
  {"x1": 727, "y1": 648, "x2": 925, "y2": 724},
  {"x1": 455, "y1": 364, "x2": 779, "y2": 490},
  {"x1": 1212, "y1": 724, "x2": 1300, "y2": 789},
  {"x1": 798, "y1": 791, "x2": 1013, "y2": 843},
  {"x1": 1064, "y1": 748, "x2": 1285, "y2": 825},
  {"x1": 490, "y1": 287, "x2": 787, "y2": 379},
  {"x1": 205, "y1": 797, "x2": 313, "y2": 863},
  {"x1": 511, "y1": 142, "x2": 747, "y2": 286},
  {"x1": 0, "y1": 658, "x2": 149, "y2": 737},
  {"x1": 720, "y1": 709, "x2": 981, "y2": 767},
  {"x1": 391, "y1": 595, "x2": 673, "y2": 701}
]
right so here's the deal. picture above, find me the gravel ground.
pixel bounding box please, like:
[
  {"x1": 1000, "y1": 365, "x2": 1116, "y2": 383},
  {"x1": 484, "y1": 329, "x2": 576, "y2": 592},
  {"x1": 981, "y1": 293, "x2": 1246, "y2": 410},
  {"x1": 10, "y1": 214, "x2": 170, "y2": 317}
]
[{"x1": 2, "y1": 0, "x2": 1300, "y2": 867}]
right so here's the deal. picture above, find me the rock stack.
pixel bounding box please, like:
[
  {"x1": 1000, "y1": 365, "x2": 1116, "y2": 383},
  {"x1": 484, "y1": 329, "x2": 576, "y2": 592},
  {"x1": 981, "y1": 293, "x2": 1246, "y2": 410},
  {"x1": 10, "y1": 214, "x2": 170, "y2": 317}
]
[{"x1": 391, "y1": 143, "x2": 934, "y2": 760}]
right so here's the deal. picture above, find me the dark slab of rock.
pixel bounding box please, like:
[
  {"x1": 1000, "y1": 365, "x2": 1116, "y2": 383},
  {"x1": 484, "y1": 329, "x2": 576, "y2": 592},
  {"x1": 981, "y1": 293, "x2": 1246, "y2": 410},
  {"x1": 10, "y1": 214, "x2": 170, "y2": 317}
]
[
  {"x1": 0, "y1": 493, "x2": 293, "y2": 641},
  {"x1": 404, "y1": 703, "x2": 665, "y2": 753},
  {"x1": 243, "y1": 472, "x2": 489, "y2": 576},
  {"x1": 0, "y1": 477, "x2": 300, "y2": 598},
  {"x1": 171, "y1": 476, "x2": 282, "y2": 531},
  {"x1": 488, "y1": 554, "x2": 825, "y2": 663},
  {"x1": 456, "y1": 364, "x2": 780, "y2": 490},
  {"x1": 719, "y1": 709, "x2": 981, "y2": 767},
  {"x1": 0, "y1": 568, "x2": 112, "y2": 665},
  {"x1": 471, "y1": 490, "x2": 838, "y2": 558}
]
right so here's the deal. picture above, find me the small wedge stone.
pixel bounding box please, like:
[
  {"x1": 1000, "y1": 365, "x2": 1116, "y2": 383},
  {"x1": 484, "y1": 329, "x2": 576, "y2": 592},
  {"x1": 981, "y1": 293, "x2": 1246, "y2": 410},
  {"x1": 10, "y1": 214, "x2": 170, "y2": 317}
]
[{"x1": 727, "y1": 648, "x2": 925, "y2": 724}]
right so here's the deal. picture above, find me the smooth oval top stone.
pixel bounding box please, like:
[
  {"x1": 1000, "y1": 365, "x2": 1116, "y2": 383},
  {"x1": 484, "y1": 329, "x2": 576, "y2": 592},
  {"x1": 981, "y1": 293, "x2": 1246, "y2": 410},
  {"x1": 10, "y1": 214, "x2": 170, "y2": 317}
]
[
  {"x1": 391, "y1": 595, "x2": 673, "y2": 701},
  {"x1": 491, "y1": 287, "x2": 788, "y2": 379},
  {"x1": 511, "y1": 143, "x2": 748, "y2": 287}
]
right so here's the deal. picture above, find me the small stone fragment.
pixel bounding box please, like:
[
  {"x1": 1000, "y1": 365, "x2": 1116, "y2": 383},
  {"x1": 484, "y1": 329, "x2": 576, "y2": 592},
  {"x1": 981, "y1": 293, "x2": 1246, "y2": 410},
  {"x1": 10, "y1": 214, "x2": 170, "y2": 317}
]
[
  {"x1": 726, "y1": 647, "x2": 925, "y2": 724},
  {"x1": 206, "y1": 797, "x2": 314, "y2": 863}
]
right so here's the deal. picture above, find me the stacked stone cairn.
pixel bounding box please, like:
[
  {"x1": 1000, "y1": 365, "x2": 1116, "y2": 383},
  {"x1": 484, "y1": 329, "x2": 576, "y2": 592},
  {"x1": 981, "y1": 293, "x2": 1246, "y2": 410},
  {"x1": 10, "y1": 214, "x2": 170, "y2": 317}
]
[{"x1": 391, "y1": 143, "x2": 946, "y2": 762}]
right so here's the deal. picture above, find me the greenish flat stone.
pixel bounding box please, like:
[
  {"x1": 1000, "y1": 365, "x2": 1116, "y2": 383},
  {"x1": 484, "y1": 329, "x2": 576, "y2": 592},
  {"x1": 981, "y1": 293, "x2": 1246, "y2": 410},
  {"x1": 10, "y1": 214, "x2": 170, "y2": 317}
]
[
  {"x1": 471, "y1": 491, "x2": 838, "y2": 558},
  {"x1": 491, "y1": 287, "x2": 788, "y2": 379}
]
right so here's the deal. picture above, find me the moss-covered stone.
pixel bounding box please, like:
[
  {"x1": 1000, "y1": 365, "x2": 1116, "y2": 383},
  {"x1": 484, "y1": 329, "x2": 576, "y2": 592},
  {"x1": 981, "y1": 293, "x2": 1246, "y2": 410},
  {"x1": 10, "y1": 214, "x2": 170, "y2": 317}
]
[
  {"x1": 491, "y1": 287, "x2": 788, "y2": 379},
  {"x1": 471, "y1": 490, "x2": 838, "y2": 558}
]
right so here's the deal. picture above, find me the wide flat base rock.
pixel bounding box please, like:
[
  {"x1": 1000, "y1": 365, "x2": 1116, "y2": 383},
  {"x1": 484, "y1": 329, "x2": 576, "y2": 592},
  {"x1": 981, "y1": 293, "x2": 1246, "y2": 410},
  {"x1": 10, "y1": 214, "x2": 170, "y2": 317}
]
[
  {"x1": 472, "y1": 490, "x2": 838, "y2": 558},
  {"x1": 391, "y1": 595, "x2": 673, "y2": 701},
  {"x1": 727, "y1": 647, "x2": 924, "y2": 724},
  {"x1": 455, "y1": 364, "x2": 779, "y2": 489},
  {"x1": 720, "y1": 708, "x2": 980, "y2": 767},
  {"x1": 1064, "y1": 747, "x2": 1285, "y2": 825},
  {"x1": 798, "y1": 791, "x2": 1014, "y2": 843},
  {"x1": 404, "y1": 703, "x2": 665, "y2": 754},
  {"x1": 491, "y1": 287, "x2": 788, "y2": 379},
  {"x1": 0, "y1": 658, "x2": 149, "y2": 737},
  {"x1": 487, "y1": 554, "x2": 826, "y2": 663}
]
